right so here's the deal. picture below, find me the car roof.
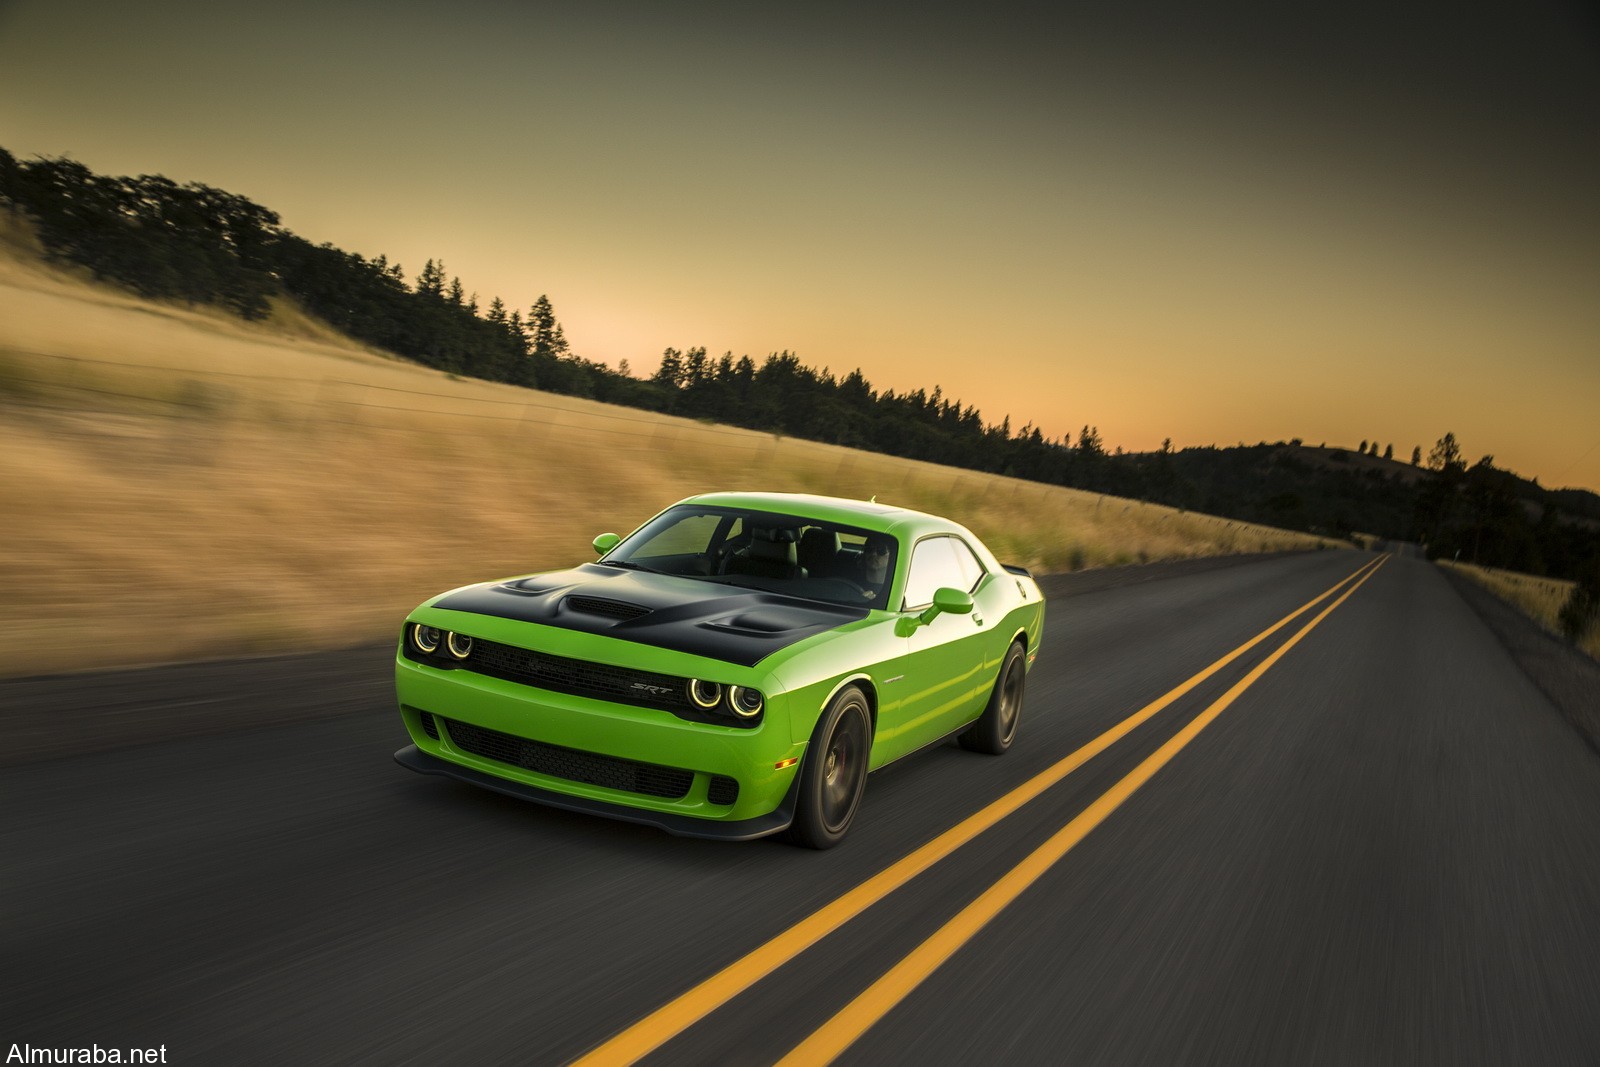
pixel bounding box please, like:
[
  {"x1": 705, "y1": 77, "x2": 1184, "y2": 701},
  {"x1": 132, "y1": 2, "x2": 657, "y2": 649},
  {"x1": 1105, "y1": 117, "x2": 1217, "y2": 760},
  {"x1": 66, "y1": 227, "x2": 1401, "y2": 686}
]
[{"x1": 675, "y1": 491, "x2": 958, "y2": 539}]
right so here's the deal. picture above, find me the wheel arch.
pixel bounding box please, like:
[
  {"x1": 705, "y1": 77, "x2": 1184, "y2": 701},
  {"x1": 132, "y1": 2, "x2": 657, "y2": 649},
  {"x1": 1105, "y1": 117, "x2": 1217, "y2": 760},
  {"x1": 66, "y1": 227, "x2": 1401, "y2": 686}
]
[
  {"x1": 821, "y1": 673, "x2": 878, "y2": 736},
  {"x1": 1008, "y1": 627, "x2": 1030, "y2": 655}
]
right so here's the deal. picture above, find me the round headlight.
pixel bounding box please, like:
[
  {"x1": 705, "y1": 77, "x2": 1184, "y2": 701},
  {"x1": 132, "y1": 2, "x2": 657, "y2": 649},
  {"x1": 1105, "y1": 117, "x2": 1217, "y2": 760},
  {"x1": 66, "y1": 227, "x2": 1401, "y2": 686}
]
[
  {"x1": 688, "y1": 679, "x2": 723, "y2": 709},
  {"x1": 446, "y1": 632, "x2": 473, "y2": 659},
  {"x1": 412, "y1": 624, "x2": 441, "y2": 654},
  {"x1": 728, "y1": 686, "x2": 763, "y2": 718}
]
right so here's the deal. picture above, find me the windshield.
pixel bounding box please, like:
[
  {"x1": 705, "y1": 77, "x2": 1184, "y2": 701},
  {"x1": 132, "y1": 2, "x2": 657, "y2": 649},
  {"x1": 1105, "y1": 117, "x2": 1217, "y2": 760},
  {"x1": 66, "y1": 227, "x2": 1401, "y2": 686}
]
[{"x1": 604, "y1": 505, "x2": 898, "y2": 610}]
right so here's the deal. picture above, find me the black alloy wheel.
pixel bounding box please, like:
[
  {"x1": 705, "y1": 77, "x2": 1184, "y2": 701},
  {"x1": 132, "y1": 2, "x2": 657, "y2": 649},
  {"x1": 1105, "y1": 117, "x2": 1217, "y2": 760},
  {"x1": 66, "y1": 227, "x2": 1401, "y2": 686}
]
[
  {"x1": 960, "y1": 641, "x2": 1026, "y2": 754},
  {"x1": 787, "y1": 685, "x2": 872, "y2": 849}
]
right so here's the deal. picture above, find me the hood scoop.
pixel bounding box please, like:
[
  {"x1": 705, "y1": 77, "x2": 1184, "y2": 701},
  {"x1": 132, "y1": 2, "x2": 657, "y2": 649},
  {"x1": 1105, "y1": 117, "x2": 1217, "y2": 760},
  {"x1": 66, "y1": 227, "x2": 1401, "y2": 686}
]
[
  {"x1": 704, "y1": 609, "x2": 810, "y2": 634},
  {"x1": 502, "y1": 578, "x2": 562, "y2": 596},
  {"x1": 564, "y1": 595, "x2": 652, "y2": 622}
]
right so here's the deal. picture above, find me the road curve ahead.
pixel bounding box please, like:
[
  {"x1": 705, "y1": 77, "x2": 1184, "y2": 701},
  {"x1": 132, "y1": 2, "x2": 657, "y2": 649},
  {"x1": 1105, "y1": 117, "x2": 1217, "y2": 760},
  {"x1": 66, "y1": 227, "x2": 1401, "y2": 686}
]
[{"x1": 4, "y1": 550, "x2": 1599, "y2": 1065}]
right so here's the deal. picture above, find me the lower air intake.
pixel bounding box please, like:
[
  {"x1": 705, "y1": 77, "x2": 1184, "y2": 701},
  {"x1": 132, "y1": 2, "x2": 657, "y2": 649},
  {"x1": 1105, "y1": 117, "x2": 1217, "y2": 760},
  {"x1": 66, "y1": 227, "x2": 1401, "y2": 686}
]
[
  {"x1": 707, "y1": 776, "x2": 740, "y2": 806},
  {"x1": 441, "y1": 717, "x2": 693, "y2": 800}
]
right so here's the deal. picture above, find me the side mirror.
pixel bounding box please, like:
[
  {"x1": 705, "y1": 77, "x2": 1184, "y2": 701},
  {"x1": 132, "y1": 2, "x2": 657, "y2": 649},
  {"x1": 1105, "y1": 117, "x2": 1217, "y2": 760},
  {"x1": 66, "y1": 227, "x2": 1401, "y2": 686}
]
[
  {"x1": 593, "y1": 532, "x2": 621, "y2": 556},
  {"x1": 896, "y1": 587, "x2": 974, "y2": 635},
  {"x1": 932, "y1": 587, "x2": 975, "y2": 617}
]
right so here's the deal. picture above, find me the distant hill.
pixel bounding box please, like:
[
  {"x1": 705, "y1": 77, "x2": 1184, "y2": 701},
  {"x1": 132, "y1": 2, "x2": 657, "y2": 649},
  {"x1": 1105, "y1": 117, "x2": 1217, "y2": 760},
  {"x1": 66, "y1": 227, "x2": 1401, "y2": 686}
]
[{"x1": 1099, "y1": 441, "x2": 1600, "y2": 577}]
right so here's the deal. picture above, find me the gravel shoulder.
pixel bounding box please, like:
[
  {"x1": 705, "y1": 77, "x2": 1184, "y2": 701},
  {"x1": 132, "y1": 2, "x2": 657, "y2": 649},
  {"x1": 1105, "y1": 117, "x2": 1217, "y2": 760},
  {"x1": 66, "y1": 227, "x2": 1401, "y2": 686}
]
[{"x1": 1439, "y1": 566, "x2": 1600, "y2": 756}]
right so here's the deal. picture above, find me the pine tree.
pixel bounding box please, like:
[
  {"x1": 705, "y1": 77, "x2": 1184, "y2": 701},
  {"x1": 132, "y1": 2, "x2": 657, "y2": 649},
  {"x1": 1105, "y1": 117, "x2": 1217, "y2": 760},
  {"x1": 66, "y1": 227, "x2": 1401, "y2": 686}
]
[
  {"x1": 528, "y1": 295, "x2": 570, "y2": 360},
  {"x1": 1428, "y1": 432, "x2": 1464, "y2": 473},
  {"x1": 416, "y1": 259, "x2": 445, "y2": 297},
  {"x1": 655, "y1": 348, "x2": 684, "y2": 388},
  {"x1": 684, "y1": 346, "x2": 708, "y2": 384},
  {"x1": 1077, "y1": 426, "x2": 1104, "y2": 457}
]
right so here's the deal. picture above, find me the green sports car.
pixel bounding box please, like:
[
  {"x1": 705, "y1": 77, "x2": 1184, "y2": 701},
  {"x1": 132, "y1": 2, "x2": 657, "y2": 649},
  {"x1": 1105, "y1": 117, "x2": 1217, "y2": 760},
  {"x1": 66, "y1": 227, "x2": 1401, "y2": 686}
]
[{"x1": 394, "y1": 492, "x2": 1045, "y2": 847}]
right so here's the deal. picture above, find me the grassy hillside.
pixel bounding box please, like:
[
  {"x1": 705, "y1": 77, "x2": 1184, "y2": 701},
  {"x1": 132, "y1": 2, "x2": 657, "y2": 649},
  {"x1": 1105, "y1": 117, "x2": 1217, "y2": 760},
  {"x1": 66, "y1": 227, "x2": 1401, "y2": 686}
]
[{"x1": 0, "y1": 226, "x2": 1340, "y2": 677}]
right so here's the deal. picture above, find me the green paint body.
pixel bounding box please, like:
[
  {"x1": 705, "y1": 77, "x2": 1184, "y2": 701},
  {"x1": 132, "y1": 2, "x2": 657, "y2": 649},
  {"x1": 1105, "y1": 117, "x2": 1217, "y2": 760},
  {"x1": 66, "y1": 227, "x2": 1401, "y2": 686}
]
[{"x1": 395, "y1": 492, "x2": 1045, "y2": 836}]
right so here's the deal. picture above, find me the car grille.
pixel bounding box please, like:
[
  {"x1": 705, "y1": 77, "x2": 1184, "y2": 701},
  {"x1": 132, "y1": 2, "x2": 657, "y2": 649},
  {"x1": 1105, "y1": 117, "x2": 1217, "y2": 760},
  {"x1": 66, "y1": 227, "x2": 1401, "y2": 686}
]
[
  {"x1": 403, "y1": 632, "x2": 761, "y2": 727},
  {"x1": 441, "y1": 717, "x2": 694, "y2": 800},
  {"x1": 420, "y1": 711, "x2": 439, "y2": 740},
  {"x1": 465, "y1": 638, "x2": 692, "y2": 713},
  {"x1": 565, "y1": 596, "x2": 651, "y2": 621}
]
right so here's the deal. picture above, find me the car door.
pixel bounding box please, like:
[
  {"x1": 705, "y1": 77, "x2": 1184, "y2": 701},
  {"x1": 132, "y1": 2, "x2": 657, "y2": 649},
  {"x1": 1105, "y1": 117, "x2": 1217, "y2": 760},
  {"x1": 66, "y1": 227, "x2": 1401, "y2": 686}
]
[{"x1": 870, "y1": 535, "x2": 989, "y2": 765}]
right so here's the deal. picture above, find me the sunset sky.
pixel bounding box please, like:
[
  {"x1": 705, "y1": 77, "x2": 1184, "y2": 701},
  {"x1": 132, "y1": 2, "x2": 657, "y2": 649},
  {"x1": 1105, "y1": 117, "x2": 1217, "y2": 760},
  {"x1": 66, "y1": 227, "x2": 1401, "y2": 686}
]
[{"x1": 2, "y1": 0, "x2": 1596, "y2": 490}]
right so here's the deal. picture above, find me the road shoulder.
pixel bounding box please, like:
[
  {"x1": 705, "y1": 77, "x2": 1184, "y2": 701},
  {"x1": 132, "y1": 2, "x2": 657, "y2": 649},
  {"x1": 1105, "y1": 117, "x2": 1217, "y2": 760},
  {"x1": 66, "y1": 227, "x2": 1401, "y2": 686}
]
[{"x1": 1439, "y1": 566, "x2": 1600, "y2": 756}]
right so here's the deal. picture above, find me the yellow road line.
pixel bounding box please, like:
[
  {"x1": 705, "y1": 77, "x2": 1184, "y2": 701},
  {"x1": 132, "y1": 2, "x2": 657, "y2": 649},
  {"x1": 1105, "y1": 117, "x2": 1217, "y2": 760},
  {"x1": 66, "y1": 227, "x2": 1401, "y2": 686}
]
[
  {"x1": 776, "y1": 555, "x2": 1389, "y2": 1065},
  {"x1": 571, "y1": 555, "x2": 1385, "y2": 1066}
]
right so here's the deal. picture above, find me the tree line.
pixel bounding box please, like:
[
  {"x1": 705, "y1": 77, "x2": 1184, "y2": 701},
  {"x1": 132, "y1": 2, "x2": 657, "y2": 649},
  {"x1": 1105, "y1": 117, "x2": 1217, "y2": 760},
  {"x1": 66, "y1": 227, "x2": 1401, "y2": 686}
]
[{"x1": 1, "y1": 146, "x2": 1595, "y2": 623}]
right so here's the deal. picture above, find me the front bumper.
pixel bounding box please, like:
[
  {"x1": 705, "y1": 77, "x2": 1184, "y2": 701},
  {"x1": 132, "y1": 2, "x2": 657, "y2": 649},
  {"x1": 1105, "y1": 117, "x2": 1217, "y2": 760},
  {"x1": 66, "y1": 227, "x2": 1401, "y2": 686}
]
[
  {"x1": 394, "y1": 745, "x2": 800, "y2": 840},
  {"x1": 395, "y1": 653, "x2": 804, "y2": 833}
]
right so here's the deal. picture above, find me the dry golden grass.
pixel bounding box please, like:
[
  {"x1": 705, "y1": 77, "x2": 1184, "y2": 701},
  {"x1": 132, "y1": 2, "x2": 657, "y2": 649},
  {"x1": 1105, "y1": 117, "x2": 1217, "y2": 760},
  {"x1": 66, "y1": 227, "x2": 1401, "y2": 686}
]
[
  {"x1": 0, "y1": 227, "x2": 1339, "y2": 677},
  {"x1": 1437, "y1": 561, "x2": 1599, "y2": 659}
]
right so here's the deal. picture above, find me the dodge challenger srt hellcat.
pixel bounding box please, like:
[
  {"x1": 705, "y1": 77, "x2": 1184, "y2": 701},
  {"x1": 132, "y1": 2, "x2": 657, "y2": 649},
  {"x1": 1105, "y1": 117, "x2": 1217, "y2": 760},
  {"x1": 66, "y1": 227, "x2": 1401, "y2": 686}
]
[{"x1": 394, "y1": 492, "x2": 1044, "y2": 847}]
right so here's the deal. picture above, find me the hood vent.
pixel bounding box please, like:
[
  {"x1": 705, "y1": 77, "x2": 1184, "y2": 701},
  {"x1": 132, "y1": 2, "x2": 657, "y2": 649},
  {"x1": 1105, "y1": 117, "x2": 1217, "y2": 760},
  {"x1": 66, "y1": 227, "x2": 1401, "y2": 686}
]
[
  {"x1": 565, "y1": 595, "x2": 651, "y2": 622},
  {"x1": 706, "y1": 609, "x2": 802, "y2": 634}
]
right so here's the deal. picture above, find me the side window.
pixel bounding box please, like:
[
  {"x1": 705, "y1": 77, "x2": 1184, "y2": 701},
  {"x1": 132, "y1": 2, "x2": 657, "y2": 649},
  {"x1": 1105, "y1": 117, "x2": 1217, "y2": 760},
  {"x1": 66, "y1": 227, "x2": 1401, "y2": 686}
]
[
  {"x1": 950, "y1": 538, "x2": 988, "y2": 592},
  {"x1": 902, "y1": 537, "x2": 968, "y2": 609}
]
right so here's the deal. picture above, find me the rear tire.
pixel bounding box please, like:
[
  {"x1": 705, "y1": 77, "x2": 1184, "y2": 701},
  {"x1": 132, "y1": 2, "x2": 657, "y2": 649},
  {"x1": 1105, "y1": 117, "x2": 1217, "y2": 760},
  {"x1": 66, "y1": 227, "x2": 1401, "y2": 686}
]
[
  {"x1": 786, "y1": 685, "x2": 872, "y2": 849},
  {"x1": 960, "y1": 642, "x2": 1026, "y2": 755}
]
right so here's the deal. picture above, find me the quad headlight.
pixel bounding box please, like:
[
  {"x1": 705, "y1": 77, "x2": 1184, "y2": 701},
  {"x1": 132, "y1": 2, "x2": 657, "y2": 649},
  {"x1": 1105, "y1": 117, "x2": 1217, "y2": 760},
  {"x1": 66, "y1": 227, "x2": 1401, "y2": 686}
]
[
  {"x1": 687, "y1": 679, "x2": 765, "y2": 722},
  {"x1": 729, "y1": 686, "x2": 764, "y2": 719},
  {"x1": 409, "y1": 624, "x2": 473, "y2": 660},
  {"x1": 688, "y1": 679, "x2": 724, "y2": 709},
  {"x1": 411, "y1": 624, "x2": 442, "y2": 654}
]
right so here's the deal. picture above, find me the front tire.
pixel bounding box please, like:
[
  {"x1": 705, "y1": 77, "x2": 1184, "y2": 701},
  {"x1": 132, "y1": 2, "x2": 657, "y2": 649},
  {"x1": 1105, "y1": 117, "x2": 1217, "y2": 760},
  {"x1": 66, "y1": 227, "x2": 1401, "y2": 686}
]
[
  {"x1": 960, "y1": 641, "x2": 1026, "y2": 754},
  {"x1": 786, "y1": 685, "x2": 872, "y2": 849}
]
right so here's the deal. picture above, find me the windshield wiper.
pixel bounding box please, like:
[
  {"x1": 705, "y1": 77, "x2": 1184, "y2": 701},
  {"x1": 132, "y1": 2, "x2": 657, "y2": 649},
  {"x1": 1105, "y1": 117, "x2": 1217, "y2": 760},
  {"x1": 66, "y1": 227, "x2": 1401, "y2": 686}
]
[{"x1": 599, "y1": 560, "x2": 657, "y2": 573}]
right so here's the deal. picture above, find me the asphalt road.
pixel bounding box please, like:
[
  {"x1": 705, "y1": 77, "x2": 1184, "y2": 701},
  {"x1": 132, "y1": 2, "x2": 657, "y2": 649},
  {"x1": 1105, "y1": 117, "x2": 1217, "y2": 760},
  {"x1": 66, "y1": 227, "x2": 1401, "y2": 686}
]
[{"x1": 5, "y1": 550, "x2": 1599, "y2": 1065}]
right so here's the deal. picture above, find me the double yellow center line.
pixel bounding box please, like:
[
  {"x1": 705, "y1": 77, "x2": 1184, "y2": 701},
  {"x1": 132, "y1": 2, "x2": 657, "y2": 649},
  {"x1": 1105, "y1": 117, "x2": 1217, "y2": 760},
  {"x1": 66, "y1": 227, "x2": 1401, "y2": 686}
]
[{"x1": 576, "y1": 554, "x2": 1388, "y2": 1065}]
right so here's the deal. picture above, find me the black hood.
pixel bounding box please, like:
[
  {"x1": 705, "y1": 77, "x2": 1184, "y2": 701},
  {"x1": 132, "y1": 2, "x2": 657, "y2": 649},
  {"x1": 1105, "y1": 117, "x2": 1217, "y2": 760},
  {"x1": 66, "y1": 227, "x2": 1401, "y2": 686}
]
[{"x1": 431, "y1": 564, "x2": 868, "y2": 668}]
